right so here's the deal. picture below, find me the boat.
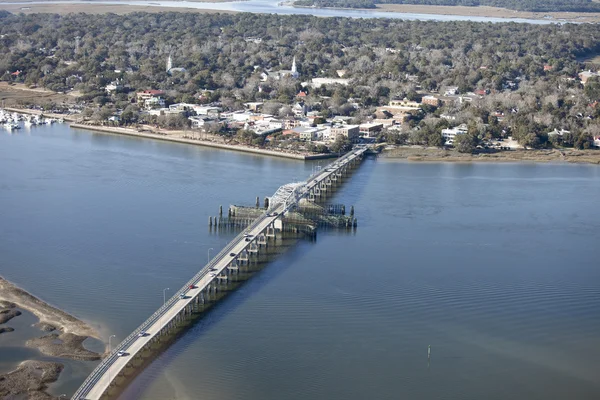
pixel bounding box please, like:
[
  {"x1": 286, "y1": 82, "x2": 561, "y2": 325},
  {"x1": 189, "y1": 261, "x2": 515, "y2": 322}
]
[{"x1": 4, "y1": 122, "x2": 20, "y2": 130}]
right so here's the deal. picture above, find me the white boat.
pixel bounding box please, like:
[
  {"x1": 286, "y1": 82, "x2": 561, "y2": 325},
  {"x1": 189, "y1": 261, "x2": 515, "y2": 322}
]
[{"x1": 4, "y1": 122, "x2": 20, "y2": 130}]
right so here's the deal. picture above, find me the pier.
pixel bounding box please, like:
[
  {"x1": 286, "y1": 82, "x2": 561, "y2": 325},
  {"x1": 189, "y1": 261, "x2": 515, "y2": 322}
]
[{"x1": 71, "y1": 146, "x2": 367, "y2": 400}]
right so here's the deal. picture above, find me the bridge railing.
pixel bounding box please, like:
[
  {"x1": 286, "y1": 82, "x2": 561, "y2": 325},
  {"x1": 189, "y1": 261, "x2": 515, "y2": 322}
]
[{"x1": 72, "y1": 214, "x2": 271, "y2": 399}]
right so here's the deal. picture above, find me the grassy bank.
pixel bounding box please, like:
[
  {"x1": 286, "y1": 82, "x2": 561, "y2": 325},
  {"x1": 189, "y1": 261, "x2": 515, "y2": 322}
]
[{"x1": 382, "y1": 146, "x2": 600, "y2": 165}]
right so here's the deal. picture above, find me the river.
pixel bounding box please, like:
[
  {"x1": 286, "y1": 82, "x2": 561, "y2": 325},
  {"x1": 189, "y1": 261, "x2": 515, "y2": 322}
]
[
  {"x1": 3, "y1": 0, "x2": 559, "y2": 23},
  {"x1": 1, "y1": 124, "x2": 600, "y2": 399}
]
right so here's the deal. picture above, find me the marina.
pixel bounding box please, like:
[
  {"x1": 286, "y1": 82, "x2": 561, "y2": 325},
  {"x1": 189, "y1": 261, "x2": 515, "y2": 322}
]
[{"x1": 0, "y1": 109, "x2": 65, "y2": 131}]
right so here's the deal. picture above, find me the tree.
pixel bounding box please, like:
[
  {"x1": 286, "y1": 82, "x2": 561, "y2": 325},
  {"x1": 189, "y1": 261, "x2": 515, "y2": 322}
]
[
  {"x1": 330, "y1": 135, "x2": 352, "y2": 153},
  {"x1": 453, "y1": 133, "x2": 478, "y2": 153}
]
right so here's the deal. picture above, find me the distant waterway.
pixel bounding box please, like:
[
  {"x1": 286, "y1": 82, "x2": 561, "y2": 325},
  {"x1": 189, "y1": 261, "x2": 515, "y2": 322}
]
[
  {"x1": 2, "y1": 0, "x2": 559, "y2": 23},
  {"x1": 1, "y1": 124, "x2": 600, "y2": 399}
]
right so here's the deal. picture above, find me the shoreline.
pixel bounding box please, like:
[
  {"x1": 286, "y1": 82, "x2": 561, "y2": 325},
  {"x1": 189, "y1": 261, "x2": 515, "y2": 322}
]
[
  {"x1": 0, "y1": 277, "x2": 101, "y2": 340},
  {"x1": 0, "y1": 276, "x2": 103, "y2": 398},
  {"x1": 3, "y1": 106, "x2": 79, "y2": 122},
  {"x1": 69, "y1": 123, "x2": 338, "y2": 160},
  {"x1": 381, "y1": 147, "x2": 600, "y2": 165}
]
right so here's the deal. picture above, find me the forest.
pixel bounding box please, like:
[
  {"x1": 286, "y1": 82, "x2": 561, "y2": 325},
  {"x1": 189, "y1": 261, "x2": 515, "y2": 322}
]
[
  {"x1": 1, "y1": 11, "x2": 600, "y2": 149},
  {"x1": 293, "y1": 0, "x2": 600, "y2": 12}
]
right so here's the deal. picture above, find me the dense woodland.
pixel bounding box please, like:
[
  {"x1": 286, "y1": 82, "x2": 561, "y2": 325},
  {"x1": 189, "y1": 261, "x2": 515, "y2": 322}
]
[
  {"x1": 2, "y1": 11, "x2": 600, "y2": 149},
  {"x1": 294, "y1": 0, "x2": 600, "y2": 12}
]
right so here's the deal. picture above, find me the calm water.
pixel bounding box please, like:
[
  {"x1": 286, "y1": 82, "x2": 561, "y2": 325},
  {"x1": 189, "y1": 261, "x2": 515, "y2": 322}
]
[
  {"x1": 5, "y1": 0, "x2": 557, "y2": 24},
  {"x1": 1, "y1": 124, "x2": 600, "y2": 399}
]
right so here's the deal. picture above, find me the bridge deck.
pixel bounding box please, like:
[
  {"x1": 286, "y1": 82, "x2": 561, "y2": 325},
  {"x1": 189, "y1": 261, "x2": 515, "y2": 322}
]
[{"x1": 74, "y1": 147, "x2": 366, "y2": 400}]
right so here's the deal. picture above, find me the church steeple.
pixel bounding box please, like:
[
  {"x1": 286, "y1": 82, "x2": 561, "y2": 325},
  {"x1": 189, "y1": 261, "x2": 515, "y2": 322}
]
[
  {"x1": 166, "y1": 54, "x2": 173, "y2": 73},
  {"x1": 291, "y1": 56, "x2": 298, "y2": 78}
]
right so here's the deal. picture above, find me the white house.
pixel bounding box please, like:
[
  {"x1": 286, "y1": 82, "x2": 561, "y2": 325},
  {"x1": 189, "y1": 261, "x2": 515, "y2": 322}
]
[
  {"x1": 444, "y1": 86, "x2": 459, "y2": 96},
  {"x1": 105, "y1": 80, "x2": 122, "y2": 94},
  {"x1": 547, "y1": 128, "x2": 570, "y2": 137},
  {"x1": 308, "y1": 77, "x2": 350, "y2": 87},
  {"x1": 441, "y1": 124, "x2": 468, "y2": 145}
]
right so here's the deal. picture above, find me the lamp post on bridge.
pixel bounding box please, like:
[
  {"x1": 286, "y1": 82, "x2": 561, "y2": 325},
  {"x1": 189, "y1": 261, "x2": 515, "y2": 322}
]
[
  {"x1": 108, "y1": 334, "x2": 116, "y2": 389},
  {"x1": 208, "y1": 248, "x2": 214, "y2": 264},
  {"x1": 162, "y1": 288, "x2": 170, "y2": 306}
]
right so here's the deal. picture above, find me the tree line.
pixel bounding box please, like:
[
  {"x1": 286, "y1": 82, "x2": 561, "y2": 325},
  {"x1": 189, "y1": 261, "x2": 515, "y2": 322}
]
[{"x1": 1, "y1": 11, "x2": 600, "y2": 150}]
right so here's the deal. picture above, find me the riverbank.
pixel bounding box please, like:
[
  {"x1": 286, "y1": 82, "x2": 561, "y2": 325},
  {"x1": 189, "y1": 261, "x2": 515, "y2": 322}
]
[
  {"x1": 70, "y1": 123, "x2": 337, "y2": 160},
  {"x1": 382, "y1": 146, "x2": 600, "y2": 164}
]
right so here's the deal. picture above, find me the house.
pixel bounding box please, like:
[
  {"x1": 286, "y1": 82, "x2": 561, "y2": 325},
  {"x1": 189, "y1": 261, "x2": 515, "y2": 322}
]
[
  {"x1": 144, "y1": 97, "x2": 166, "y2": 110},
  {"x1": 292, "y1": 103, "x2": 308, "y2": 117},
  {"x1": 387, "y1": 98, "x2": 420, "y2": 110},
  {"x1": 441, "y1": 124, "x2": 468, "y2": 145},
  {"x1": 359, "y1": 123, "x2": 384, "y2": 137},
  {"x1": 444, "y1": 87, "x2": 459, "y2": 96},
  {"x1": 308, "y1": 77, "x2": 350, "y2": 87},
  {"x1": 105, "y1": 80, "x2": 122, "y2": 94},
  {"x1": 283, "y1": 118, "x2": 301, "y2": 130},
  {"x1": 244, "y1": 102, "x2": 264, "y2": 112},
  {"x1": 329, "y1": 125, "x2": 360, "y2": 142},
  {"x1": 440, "y1": 114, "x2": 457, "y2": 121},
  {"x1": 169, "y1": 103, "x2": 196, "y2": 113},
  {"x1": 594, "y1": 136, "x2": 600, "y2": 148},
  {"x1": 547, "y1": 128, "x2": 570, "y2": 137},
  {"x1": 544, "y1": 65, "x2": 553, "y2": 71},
  {"x1": 475, "y1": 89, "x2": 490, "y2": 96},
  {"x1": 137, "y1": 90, "x2": 165, "y2": 105},
  {"x1": 579, "y1": 70, "x2": 600, "y2": 85},
  {"x1": 294, "y1": 127, "x2": 320, "y2": 141},
  {"x1": 193, "y1": 105, "x2": 221, "y2": 116},
  {"x1": 421, "y1": 95, "x2": 441, "y2": 107},
  {"x1": 188, "y1": 116, "x2": 212, "y2": 129},
  {"x1": 332, "y1": 116, "x2": 353, "y2": 125}
]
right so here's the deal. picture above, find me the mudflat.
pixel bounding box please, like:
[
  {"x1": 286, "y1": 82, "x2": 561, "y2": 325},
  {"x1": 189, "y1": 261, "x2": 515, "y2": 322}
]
[
  {"x1": 0, "y1": 360, "x2": 63, "y2": 400},
  {"x1": 0, "y1": 277, "x2": 103, "y2": 398},
  {"x1": 375, "y1": 4, "x2": 600, "y2": 23},
  {"x1": 382, "y1": 146, "x2": 600, "y2": 165}
]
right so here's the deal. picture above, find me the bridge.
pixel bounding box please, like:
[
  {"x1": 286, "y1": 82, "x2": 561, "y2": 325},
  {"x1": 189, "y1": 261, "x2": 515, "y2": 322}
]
[{"x1": 72, "y1": 147, "x2": 367, "y2": 400}]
